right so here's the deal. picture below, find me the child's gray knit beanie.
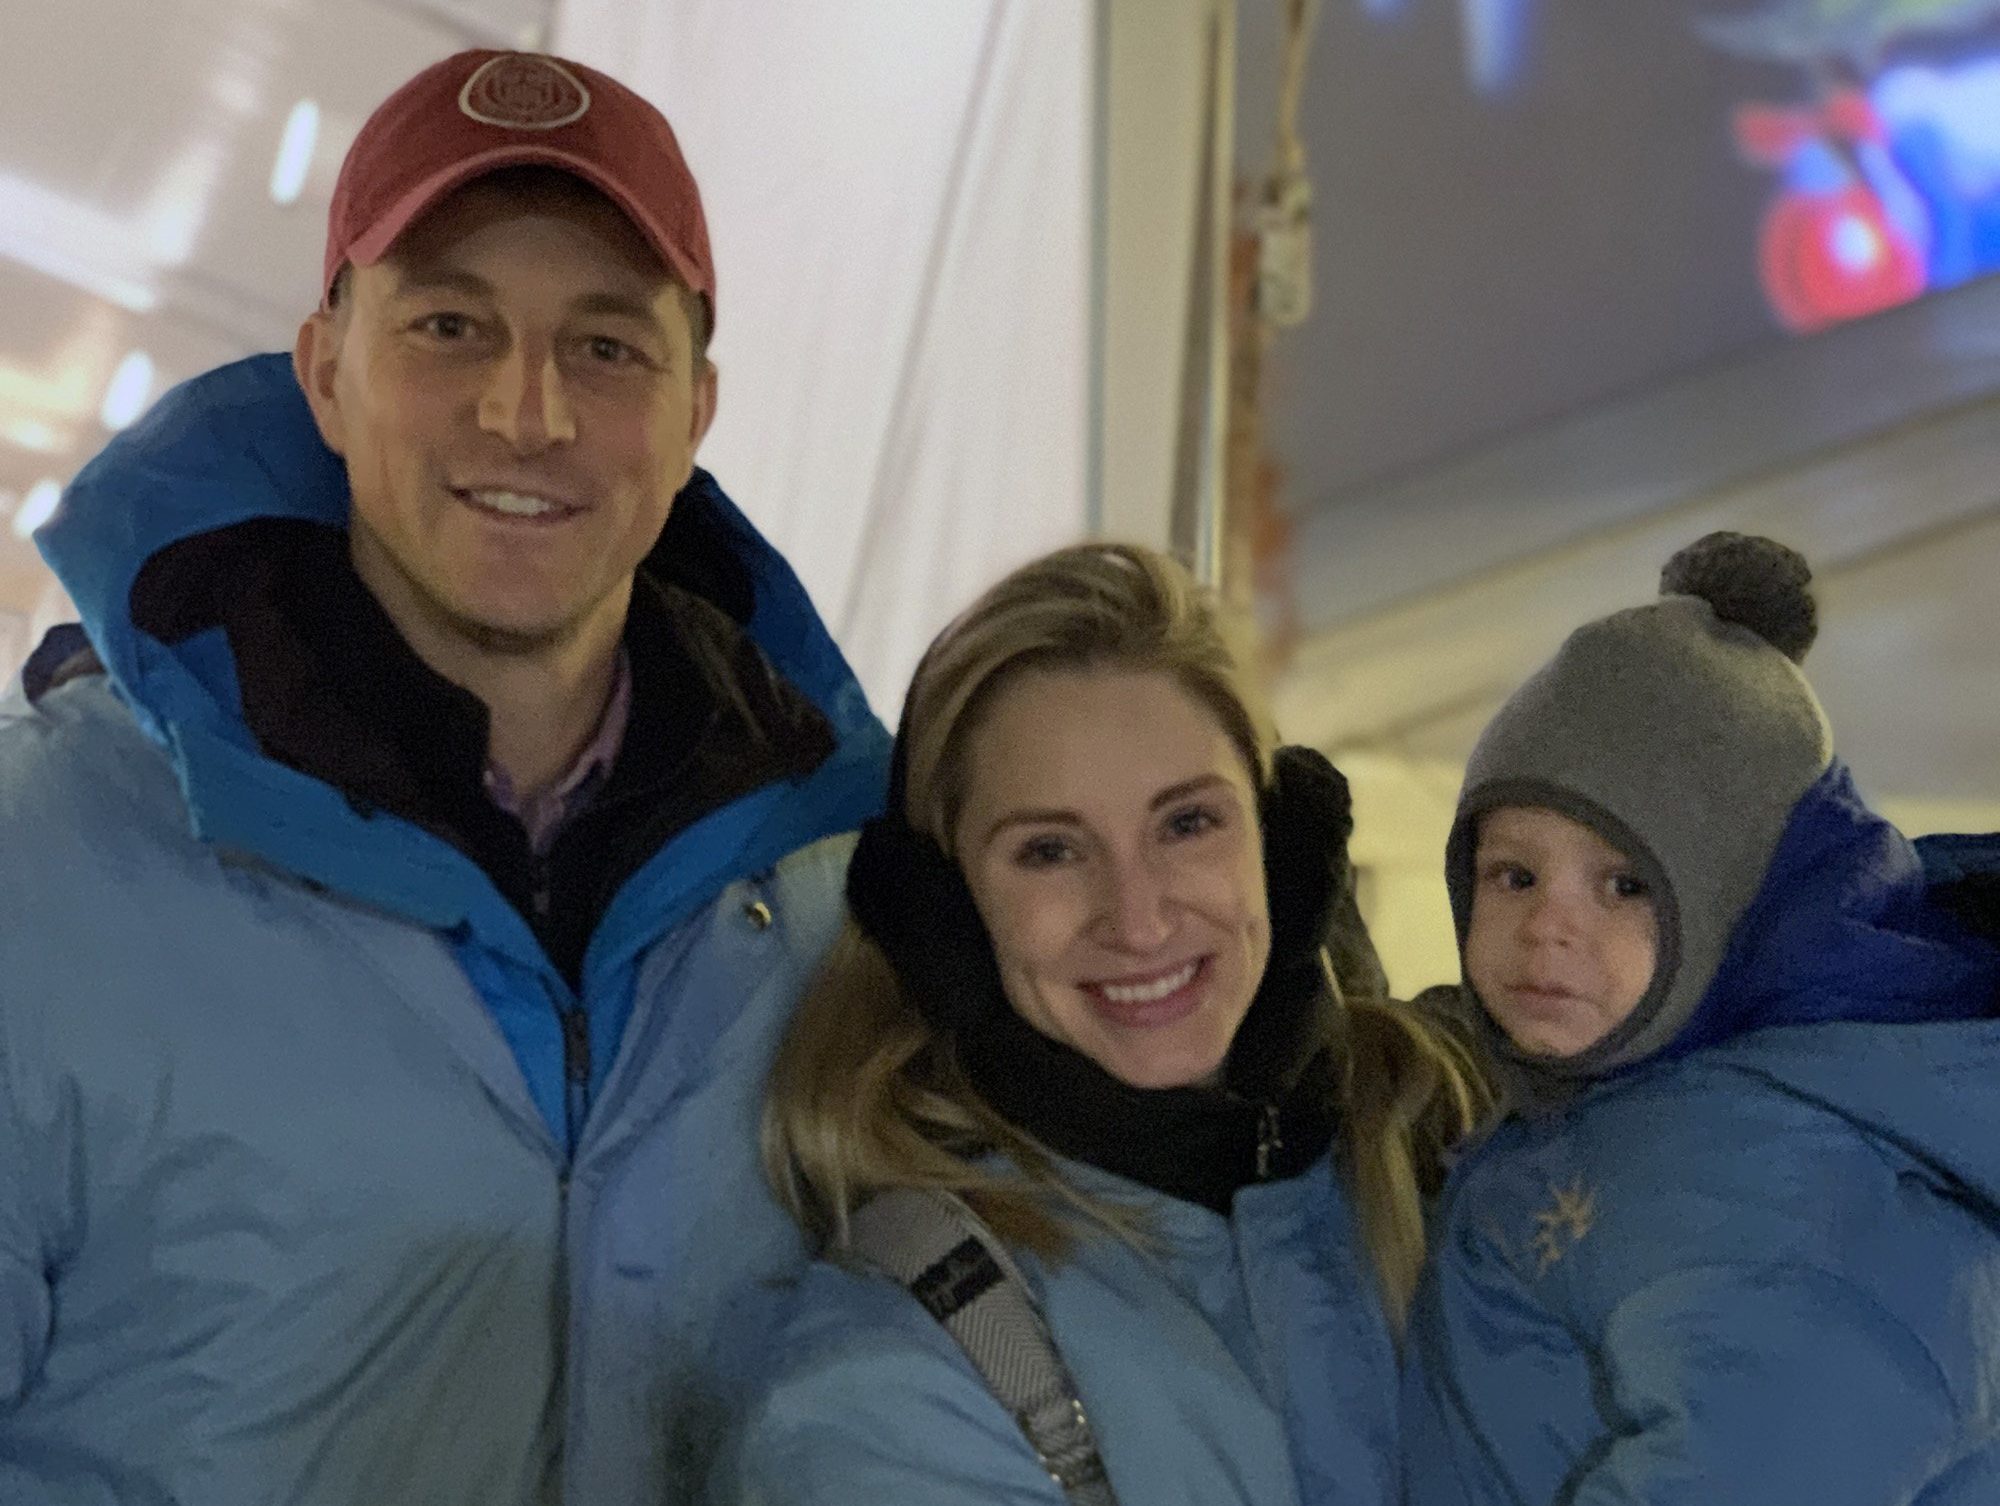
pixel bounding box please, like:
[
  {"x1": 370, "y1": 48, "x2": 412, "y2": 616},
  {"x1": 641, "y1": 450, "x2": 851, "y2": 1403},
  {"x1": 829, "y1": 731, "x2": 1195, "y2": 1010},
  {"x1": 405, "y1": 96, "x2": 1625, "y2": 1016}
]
[{"x1": 1444, "y1": 532, "x2": 1835, "y2": 1079}]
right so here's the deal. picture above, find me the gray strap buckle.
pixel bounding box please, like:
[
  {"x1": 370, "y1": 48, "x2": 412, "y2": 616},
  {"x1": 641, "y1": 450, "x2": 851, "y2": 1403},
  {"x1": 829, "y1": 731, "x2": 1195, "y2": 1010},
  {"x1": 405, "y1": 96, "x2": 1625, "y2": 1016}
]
[{"x1": 846, "y1": 1187, "x2": 1120, "y2": 1506}]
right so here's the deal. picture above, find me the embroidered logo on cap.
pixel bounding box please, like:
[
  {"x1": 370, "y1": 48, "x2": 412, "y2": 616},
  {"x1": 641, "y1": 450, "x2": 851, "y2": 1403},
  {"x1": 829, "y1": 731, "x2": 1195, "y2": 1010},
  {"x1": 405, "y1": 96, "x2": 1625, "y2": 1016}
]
[{"x1": 458, "y1": 54, "x2": 591, "y2": 131}]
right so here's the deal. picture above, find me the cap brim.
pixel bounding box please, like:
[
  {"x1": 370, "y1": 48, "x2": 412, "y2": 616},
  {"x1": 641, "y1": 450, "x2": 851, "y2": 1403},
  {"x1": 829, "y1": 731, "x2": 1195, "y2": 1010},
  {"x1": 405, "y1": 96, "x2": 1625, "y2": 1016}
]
[{"x1": 332, "y1": 143, "x2": 709, "y2": 311}]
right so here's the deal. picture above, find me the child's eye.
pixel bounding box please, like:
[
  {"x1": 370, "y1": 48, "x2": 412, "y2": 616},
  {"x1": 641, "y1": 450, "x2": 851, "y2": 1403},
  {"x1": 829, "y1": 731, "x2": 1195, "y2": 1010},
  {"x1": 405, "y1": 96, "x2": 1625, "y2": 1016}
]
[
  {"x1": 1479, "y1": 859, "x2": 1533, "y2": 892},
  {"x1": 1610, "y1": 873, "x2": 1650, "y2": 901}
]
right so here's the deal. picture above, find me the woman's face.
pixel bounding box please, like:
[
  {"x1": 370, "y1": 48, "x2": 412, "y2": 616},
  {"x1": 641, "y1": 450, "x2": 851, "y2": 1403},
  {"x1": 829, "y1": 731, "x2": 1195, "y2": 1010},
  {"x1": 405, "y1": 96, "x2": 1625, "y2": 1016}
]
[{"x1": 952, "y1": 667, "x2": 1272, "y2": 1089}]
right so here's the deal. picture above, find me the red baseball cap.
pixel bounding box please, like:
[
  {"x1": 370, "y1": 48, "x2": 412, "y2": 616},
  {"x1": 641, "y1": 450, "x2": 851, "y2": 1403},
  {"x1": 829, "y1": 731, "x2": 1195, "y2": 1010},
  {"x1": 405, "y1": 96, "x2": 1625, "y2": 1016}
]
[{"x1": 323, "y1": 49, "x2": 715, "y2": 324}]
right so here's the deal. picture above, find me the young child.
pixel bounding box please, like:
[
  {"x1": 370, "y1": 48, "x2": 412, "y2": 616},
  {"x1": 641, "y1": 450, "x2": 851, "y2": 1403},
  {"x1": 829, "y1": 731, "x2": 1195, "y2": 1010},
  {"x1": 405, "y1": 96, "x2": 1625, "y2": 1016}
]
[{"x1": 1402, "y1": 533, "x2": 2000, "y2": 1505}]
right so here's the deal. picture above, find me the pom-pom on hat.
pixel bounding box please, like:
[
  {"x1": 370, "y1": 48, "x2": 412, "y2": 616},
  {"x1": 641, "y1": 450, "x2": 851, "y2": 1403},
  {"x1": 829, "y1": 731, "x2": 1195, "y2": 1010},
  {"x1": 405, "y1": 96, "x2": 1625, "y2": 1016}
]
[
  {"x1": 1659, "y1": 530, "x2": 1818, "y2": 663},
  {"x1": 1445, "y1": 532, "x2": 1835, "y2": 1079}
]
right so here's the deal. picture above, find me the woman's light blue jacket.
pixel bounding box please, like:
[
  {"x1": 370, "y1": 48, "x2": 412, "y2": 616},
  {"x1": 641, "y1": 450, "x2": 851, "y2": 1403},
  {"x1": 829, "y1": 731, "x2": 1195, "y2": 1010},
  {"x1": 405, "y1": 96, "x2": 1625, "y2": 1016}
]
[{"x1": 710, "y1": 1159, "x2": 1400, "y2": 1506}]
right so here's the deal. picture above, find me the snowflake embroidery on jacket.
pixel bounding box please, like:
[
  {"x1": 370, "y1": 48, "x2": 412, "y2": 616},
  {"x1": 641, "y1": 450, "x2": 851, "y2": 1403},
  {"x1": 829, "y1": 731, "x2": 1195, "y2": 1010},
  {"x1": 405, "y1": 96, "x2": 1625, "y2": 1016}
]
[{"x1": 1531, "y1": 1178, "x2": 1598, "y2": 1275}]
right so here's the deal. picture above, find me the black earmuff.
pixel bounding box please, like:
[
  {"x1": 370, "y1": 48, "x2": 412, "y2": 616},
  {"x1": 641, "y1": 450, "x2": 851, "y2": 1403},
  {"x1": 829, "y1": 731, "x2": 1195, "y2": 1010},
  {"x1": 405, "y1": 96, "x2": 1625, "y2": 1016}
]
[
  {"x1": 844, "y1": 696, "x2": 1006, "y2": 1032},
  {"x1": 1259, "y1": 744, "x2": 1356, "y2": 972}
]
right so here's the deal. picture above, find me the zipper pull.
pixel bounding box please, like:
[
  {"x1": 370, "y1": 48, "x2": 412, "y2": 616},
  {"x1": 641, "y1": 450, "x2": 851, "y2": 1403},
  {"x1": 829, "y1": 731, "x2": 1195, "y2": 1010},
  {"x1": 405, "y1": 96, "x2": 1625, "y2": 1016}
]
[
  {"x1": 1256, "y1": 1103, "x2": 1283, "y2": 1180},
  {"x1": 561, "y1": 1006, "x2": 591, "y2": 1086}
]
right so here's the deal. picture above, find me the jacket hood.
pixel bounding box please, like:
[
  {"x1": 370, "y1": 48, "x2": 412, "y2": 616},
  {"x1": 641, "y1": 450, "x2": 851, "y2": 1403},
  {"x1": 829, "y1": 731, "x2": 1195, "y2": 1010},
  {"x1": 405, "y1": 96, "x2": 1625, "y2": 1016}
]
[
  {"x1": 1667, "y1": 760, "x2": 2000, "y2": 1057},
  {"x1": 1918, "y1": 828, "x2": 2000, "y2": 946},
  {"x1": 35, "y1": 351, "x2": 881, "y2": 764}
]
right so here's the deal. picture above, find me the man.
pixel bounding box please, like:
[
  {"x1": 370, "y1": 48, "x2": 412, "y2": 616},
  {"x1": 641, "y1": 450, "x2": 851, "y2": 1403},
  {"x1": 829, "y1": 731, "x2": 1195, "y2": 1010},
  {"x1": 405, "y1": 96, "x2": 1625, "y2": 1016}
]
[{"x1": 0, "y1": 49, "x2": 887, "y2": 1504}]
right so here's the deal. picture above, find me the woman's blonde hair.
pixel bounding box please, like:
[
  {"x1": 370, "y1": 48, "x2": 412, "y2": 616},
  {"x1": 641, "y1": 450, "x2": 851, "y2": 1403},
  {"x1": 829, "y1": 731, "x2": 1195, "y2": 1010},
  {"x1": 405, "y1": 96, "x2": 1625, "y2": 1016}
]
[{"x1": 764, "y1": 542, "x2": 1489, "y2": 1324}]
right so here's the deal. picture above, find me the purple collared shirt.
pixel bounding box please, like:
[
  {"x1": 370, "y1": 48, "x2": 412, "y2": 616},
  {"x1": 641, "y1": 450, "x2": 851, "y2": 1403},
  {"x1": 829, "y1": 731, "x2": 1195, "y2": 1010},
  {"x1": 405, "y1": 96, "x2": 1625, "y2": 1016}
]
[{"x1": 482, "y1": 649, "x2": 633, "y2": 856}]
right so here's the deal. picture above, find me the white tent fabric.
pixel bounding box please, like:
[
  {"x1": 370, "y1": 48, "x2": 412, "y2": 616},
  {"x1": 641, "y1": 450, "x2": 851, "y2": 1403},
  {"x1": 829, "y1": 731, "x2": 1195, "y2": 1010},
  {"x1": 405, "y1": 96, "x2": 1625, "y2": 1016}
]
[{"x1": 552, "y1": 0, "x2": 1096, "y2": 715}]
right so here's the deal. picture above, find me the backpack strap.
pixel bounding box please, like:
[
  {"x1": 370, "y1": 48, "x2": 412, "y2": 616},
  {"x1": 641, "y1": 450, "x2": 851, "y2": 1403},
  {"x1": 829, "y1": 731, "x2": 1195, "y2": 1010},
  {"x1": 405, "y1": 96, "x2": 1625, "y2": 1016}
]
[{"x1": 845, "y1": 1186, "x2": 1119, "y2": 1506}]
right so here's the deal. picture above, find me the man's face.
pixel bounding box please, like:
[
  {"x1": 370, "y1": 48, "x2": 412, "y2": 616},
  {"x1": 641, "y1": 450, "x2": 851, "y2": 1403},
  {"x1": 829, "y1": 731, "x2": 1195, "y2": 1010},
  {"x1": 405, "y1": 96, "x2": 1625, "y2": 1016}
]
[{"x1": 295, "y1": 172, "x2": 717, "y2": 657}]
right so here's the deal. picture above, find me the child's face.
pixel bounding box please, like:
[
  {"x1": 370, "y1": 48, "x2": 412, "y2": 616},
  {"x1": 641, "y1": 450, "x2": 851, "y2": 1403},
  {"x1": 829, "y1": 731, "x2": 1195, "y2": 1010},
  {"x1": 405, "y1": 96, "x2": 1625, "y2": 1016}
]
[{"x1": 1465, "y1": 806, "x2": 1659, "y2": 1058}]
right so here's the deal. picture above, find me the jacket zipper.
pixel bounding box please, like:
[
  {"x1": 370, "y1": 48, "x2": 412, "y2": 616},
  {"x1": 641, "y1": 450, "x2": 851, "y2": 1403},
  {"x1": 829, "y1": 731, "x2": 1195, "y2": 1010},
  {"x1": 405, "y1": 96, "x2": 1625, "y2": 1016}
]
[
  {"x1": 525, "y1": 850, "x2": 591, "y2": 1155},
  {"x1": 560, "y1": 1000, "x2": 591, "y2": 1153},
  {"x1": 1255, "y1": 1103, "x2": 1284, "y2": 1180}
]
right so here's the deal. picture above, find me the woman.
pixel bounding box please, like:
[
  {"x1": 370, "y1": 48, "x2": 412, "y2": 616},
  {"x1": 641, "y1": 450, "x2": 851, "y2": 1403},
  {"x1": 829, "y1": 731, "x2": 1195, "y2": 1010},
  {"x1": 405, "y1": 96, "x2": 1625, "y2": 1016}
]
[{"x1": 708, "y1": 543, "x2": 1486, "y2": 1505}]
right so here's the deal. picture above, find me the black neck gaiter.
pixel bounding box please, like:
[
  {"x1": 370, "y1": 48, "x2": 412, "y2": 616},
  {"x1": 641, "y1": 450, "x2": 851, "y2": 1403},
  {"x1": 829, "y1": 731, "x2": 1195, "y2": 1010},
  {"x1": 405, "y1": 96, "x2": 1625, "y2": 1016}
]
[{"x1": 951, "y1": 949, "x2": 1340, "y2": 1215}]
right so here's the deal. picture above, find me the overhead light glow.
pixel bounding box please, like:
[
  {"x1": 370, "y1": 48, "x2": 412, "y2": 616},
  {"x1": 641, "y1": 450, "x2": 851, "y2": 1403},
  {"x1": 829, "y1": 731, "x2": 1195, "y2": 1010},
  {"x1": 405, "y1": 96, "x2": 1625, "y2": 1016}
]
[
  {"x1": 0, "y1": 172, "x2": 158, "y2": 311},
  {"x1": 270, "y1": 99, "x2": 320, "y2": 207},
  {"x1": 214, "y1": 72, "x2": 258, "y2": 117},
  {"x1": 144, "y1": 141, "x2": 225, "y2": 265},
  {"x1": 1462, "y1": 0, "x2": 1534, "y2": 96},
  {"x1": 4, "y1": 417, "x2": 61, "y2": 452},
  {"x1": 100, "y1": 351, "x2": 156, "y2": 430},
  {"x1": 13, "y1": 478, "x2": 61, "y2": 540}
]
